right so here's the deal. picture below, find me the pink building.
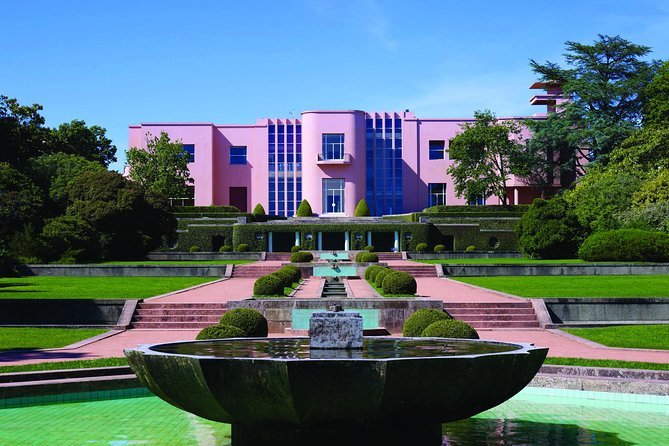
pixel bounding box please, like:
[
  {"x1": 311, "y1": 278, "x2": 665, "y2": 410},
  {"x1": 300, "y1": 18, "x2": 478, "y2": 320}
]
[{"x1": 128, "y1": 84, "x2": 561, "y2": 216}]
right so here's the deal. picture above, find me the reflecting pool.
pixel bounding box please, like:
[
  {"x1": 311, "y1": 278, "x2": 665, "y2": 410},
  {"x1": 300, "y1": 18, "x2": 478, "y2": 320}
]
[{"x1": 0, "y1": 387, "x2": 666, "y2": 445}]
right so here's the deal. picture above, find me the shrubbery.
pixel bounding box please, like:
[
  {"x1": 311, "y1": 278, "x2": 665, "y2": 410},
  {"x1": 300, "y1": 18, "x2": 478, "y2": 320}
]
[
  {"x1": 465, "y1": 245, "x2": 476, "y2": 252},
  {"x1": 364, "y1": 265, "x2": 385, "y2": 281},
  {"x1": 219, "y1": 245, "x2": 232, "y2": 252},
  {"x1": 279, "y1": 265, "x2": 301, "y2": 284},
  {"x1": 189, "y1": 245, "x2": 201, "y2": 252},
  {"x1": 434, "y1": 244, "x2": 445, "y2": 252},
  {"x1": 358, "y1": 252, "x2": 379, "y2": 263},
  {"x1": 374, "y1": 268, "x2": 393, "y2": 287},
  {"x1": 290, "y1": 251, "x2": 313, "y2": 263},
  {"x1": 354, "y1": 199, "x2": 371, "y2": 217},
  {"x1": 420, "y1": 319, "x2": 479, "y2": 339},
  {"x1": 381, "y1": 271, "x2": 417, "y2": 295},
  {"x1": 291, "y1": 245, "x2": 302, "y2": 253},
  {"x1": 415, "y1": 243, "x2": 428, "y2": 252},
  {"x1": 270, "y1": 270, "x2": 293, "y2": 288},
  {"x1": 253, "y1": 275, "x2": 285, "y2": 296},
  {"x1": 296, "y1": 199, "x2": 313, "y2": 217},
  {"x1": 237, "y1": 243, "x2": 250, "y2": 252},
  {"x1": 364, "y1": 245, "x2": 375, "y2": 252},
  {"x1": 219, "y1": 308, "x2": 268, "y2": 336},
  {"x1": 196, "y1": 324, "x2": 245, "y2": 340},
  {"x1": 402, "y1": 309, "x2": 452, "y2": 337},
  {"x1": 578, "y1": 229, "x2": 669, "y2": 262}
]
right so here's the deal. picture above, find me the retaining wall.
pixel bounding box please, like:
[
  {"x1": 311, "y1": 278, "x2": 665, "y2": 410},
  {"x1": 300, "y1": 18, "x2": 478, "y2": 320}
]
[
  {"x1": 442, "y1": 264, "x2": 669, "y2": 276},
  {"x1": 408, "y1": 251, "x2": 521, "y2": 260},
  {"x1": 0, "y1": 299, "x2": 127, "y2": 326},
  {"x1": 19, "y1": 265, "x2": 227, "y2": 277},
  {"x1": 544, "y1": 298, "x2": 669, "y2": 325},
  {"x1": 147, "y1": 252, "x2": 263, "y2": 261}
]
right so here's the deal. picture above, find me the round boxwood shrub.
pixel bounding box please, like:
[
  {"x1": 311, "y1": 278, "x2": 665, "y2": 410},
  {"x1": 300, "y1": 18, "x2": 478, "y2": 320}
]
[
  {"x1": 359, "y1": 252, "x2": 379, "y2": 263},
  {"x1": 354, "y1": 251, "x2": 364, "y2": 262},
  {"x1": 219, "y1": 245, "x2": 232, "y2": 253},
  {"x1": 296, "y1": 199, "x2": 313, "y2": 217},
  {"x1": 402, "y1": 309, "x2": 452, "y2": 337},
  {"x1": 196, "y1": 324, "x2": 245, "y2": 340},
  {"x1": 280, "y1": 265, "x2": 301, "y2": 283},
  {"x1": 189, "y1": 245, "x2": 201, "y2": 253},
  {"x1": 433, "y1": 244, "x2": 446, "y2": 252},
  {"x1": 420, "y1": 319, "x2": 479, "y2": 339},
  {"x1": 374, "y1": 268, "x2": 393, "y2": 287},
  {"x1": 253, "y1": 275, "x2": 285, "y2": 297},
  {"x1": 577, "y1": 229, "x2": 669, "y2": 262},
  {"x1": 364, "y1": 245, "x2": 375, "y2": 252},
  {"x1": 415, "y1": 243, "x2": 428, "y2": 252},
  {"x1": 270, "y1": 270, "x2": 293, "y2": 289},
  {"x1": 219, "y1": 308, "x2": 268, "y2": 337},
  {"x1": 291, "y1": 245, "x2": 302, "y2": 253},
  {"x1": 465, "y1": 245, "x2": 476, "y2": 252},
  {"x1": 354, "y1": 199, "x2": 371, "y2": 217},
  {"x1": 381, "y1": 271, "x2": 417, "y2": 295},
  {"x1": 290, "y1": 251, "x2": 314, "y2": 263},
  {"x1": 364, "y1": 265, "x2": 384, "y2": 281},
  {"x1": 237, "y1": 243, "x2": 250, "y2": 252}
]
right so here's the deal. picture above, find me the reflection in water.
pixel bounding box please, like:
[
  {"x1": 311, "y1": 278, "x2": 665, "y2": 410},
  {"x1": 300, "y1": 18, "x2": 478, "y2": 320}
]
[{"x1": 151, "y1": 338, "x2": 519, "y2": 359}]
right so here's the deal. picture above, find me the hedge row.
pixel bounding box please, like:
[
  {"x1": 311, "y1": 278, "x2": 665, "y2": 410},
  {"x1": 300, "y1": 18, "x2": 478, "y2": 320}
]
[
  {"x1": 177, "y1": 225, "x2": 234, "y2": 251},
  {"x1": 365, "y1": 265, "x2": 417, "y2": 296},
  {"x1": 422, "y1": 205, "x2": 530, "y2": 213},
  {"x1": 172, "y1": 206, "x2": 241, "y2": 214},
  {"x1": 578, "y1": 229, "x2": 669, "y2": 262},
  {"x1": 195, "y1": 308, "x2": 268, "y2": 340},
  {"x1": 254, "y1": 265, "x2": 302, "y2": 296},
  {"x1": 173, "y1": 212, "x2": 253, "y2": 220},
  {"x1": 177, "y1": 218, "x2": 238, "y2": 229},
  {"x1": 434, "y1": 225, "x2": 517, "y2": 251}
]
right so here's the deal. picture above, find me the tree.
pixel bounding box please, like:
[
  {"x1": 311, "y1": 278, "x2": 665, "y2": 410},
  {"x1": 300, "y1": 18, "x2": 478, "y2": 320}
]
[
  {"x1": 0, "y1": 95, "x2": 49, "y2": 169},
  {"x1": 48, "y1": 120, "x2": 117, "y2": 166},
  {"x1": 447, "y1": 110, "x2": 524, "y2": 206},
  {"x1": 354, "y1": 199, "x2": 371, "y2": 217},
  {"x1": 643, "y1": 60, "x2": 669, "y2": 127},
  {"x1": 296, "y1": 199, "x2": 313, "y2": 217},
  {"x1": 126, "y1": 132, "x2": 193, "y2": 199},
  {"x1": 41, "y1": 215, "x2": 100, "y2": 263},
  {"x1": 530, "y1": 34, "x2": 661, "y2": 161},
  {"x1": 0, "y1": 162, "x2": 43, "y2": 242}
]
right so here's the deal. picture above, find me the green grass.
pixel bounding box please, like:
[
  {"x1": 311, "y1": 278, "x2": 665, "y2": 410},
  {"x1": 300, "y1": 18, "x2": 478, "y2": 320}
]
[
  {"x1": 544, "y1": 356, "x2": 669, "y2": 371},
  {"x1": 417, "y1": 258, "x2": 587, "y2": 265},
  {"x1": 453, "y1": 275, "x2": 669, "y2": 298},
  {"x1": 562, "y1": 325, "x2": 669, "y2": 350},
  {"x1": 0, "y1": 328, "x2": 107, "y2": 351},
  {"x1": 367, "y1": 279, "x2": 415, "y2": 298},
  {"x1": 0, "y1": 276, "x2": 215, "y2": 299},
  {"x1": 0, "y1": 357, "x2": 128, "y2": 374},
  {"x1": 100, "y1": 260, "x2": 254, "y2": 265}
]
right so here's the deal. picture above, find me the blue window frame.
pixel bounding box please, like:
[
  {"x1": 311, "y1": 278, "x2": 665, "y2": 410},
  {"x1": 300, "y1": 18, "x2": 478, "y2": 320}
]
[
  {"x1": 322, "y1": 134, "x2": 345, "y2": 160},
  {"x1": 429, "y1": 140, "x2": 445, "y2": 160},
  {"x1": 229, "y1": 146, "x2": 247, "y2": 165},
  {"x1": 182, "y1": 144, "x2": 195, "y2": 163}
]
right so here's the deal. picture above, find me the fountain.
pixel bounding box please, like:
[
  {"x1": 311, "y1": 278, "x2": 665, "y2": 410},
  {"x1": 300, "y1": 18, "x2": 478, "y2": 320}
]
[{"x1": 125, "y1": 308, "x2": 547, "y2": 445}]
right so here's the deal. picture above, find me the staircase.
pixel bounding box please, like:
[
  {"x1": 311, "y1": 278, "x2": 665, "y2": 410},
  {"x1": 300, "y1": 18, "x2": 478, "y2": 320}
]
[
  {"x1": 375, "y1": 252, "x2": 403, "y2": 261},
  {"x1": 232, "y1": 264, "x2": 280, "y2": 278},
  {"x1": 265, "y1": 253, "x2": 292, "y2": 261},
  {"x1": 321, "y1": 280, "x2": 347, "y2": 298},
  {"x1": 131, "y1": 302, "x2": 227, "y2": 329},
  {"x1": 442, "y1": 302, "x2": 540, "y2": 329},
  {"x1": 391, "y1": 264, "x2": 438, "y2": 278}
]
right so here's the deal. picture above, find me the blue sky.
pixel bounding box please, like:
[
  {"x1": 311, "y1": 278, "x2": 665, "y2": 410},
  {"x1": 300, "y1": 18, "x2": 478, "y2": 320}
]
[{"x1": 2, "y1": 0, "x2": 668, "y2": 172}]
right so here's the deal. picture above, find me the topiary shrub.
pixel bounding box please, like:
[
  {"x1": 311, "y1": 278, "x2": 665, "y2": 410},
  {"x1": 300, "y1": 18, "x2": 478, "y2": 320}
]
[
  {"x1": 434, "y1": 244, "x2": 446, "y2": 252},
  {"x1": 359, "y1": 252, "x2": 379, "y2": 263},
  {"x1": 354, "y1": 251, "x2": 364, "y2": 262},
  {"x1": 420, "y1": 319, "x2": 479, "y2": 339},
  {"x1": 416, "y1": 243, "x2": 428, "y2": 252},
  {"x1": 290, "y1": 251, "x2": 313, "y2": 263},
  {"x1": 291, "y1": 245, "x2": 302, "y2": 253},
  {"x1": 280, "y1": 265, "x2": 302, "y2": 284},
  {"x1": 465, "y1": 245, "x2": 476, "y2": 252},
  {"x1": 381, "y1": 271, "x2": 417, "y2": 295},
  {"x1": 270, "y1": 270, "x2": 293, "y2": 289},
  {"x1": 220, "y1": 308, "x2": 268, "y2": 337},
  {"x1": 237, "y1": 243, "x2": 250, "y2": 252},
  {"x1": 402, "y1": 309, "x2": 452, "y2": 337},
  {"x1": 252, "y1": 203, "x2": 266, "y2": 217},
  {"x1": 219, "y1": 245, "x2": 232, "y2": 253},
  {"x1": 364, "y1": 265, "x2": 384, "y2": 281},
  {"x1": 374, "y1": 268, "x2": 393, "y2": 287},
  {"x1": 577, "y1": 229, "x2": 669, "y2": 262},
  {"x1": 364, "y1": 245, "x2": 375, "y2": 252},
  {"x1": 253, "y1": 275, "x2": 285, "y2": 296},
  {"x1": 296, "y1": 199, "x2": 313, "y2": 217},
  {"x1": 517, "y1": 196, "x2": 587, "y2": 259},
  {"x1": 189, "y1": 245, "x2": 201, "y2": 253},
  {"x1": 354, "y1": 199, "x2": 371, "y2": 217},
  {"x1": 196, "y1": 324, "x2": 245, "y2": 340}
]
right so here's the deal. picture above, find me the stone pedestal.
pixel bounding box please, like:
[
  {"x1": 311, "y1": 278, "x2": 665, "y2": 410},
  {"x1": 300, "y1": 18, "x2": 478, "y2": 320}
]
[{"x1": 309, "y1": 311, "x2": 363, "y2": 349}]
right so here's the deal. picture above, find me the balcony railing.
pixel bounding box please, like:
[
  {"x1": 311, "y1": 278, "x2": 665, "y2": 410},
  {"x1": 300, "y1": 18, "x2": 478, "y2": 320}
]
[{"x1": 317, "y1": 153, "x2": 351, "y2": 164}]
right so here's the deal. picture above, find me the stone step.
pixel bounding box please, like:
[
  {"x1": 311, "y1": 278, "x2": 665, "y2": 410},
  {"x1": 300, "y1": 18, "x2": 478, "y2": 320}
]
[
  {"x1": 443, "y1": 302, "x2": 532, "y2": 309},
  {"x1": 131, "y1": 322, "x2": 213, "y2": 329},
  {"x1": 452, "y1": 314, "x2": 538, "y2": 322},
  {"x1": 468, "y1": 320, "x2": 541, "y2": 328},
  {"x1": 136, "y1": 309, "x2": 226, "y2": 316},
  {"x1": 138, "y1": 303, "x2": 227, "y2": 309},
  {"x1": 134, "y1": 315, "x2": 221, "y2": 323},
  {"x1": 445, "y1": 308, "x2": 536, "y2": 316}
]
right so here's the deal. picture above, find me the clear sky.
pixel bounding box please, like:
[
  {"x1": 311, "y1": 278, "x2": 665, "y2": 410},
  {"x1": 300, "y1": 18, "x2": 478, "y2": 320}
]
[{"x1": 2, "y1": 0, "x2": 668, "y2": 172}]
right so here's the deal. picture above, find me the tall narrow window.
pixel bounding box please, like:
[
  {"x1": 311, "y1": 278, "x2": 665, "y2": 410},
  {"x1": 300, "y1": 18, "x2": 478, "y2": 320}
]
[
  {"x1": 429, "y1": 140, "x2": 445, "y2": 160},
  {"x1": 322, "y1": 134, "x2": 345, "y2": 160},
  {"x1": 182, "y1": 144, "x2": 195, "y2": 163},
  {"x1": 322, "y1": 178, "x2": 345, "y2": 214},
  {"x1": 229, "y1": 146, "x2": 247, "y2": 165},
  {"x1": 428, "y1": 183, "x2": 447, "y2": 206}
]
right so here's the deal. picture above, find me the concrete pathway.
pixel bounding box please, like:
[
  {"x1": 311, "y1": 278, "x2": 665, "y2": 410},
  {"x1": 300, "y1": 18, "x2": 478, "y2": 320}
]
[
  {"x1": 416, "y1": 277, "x2": 521, "y2": 303},
  {"x1": 346, "y1": 278, "x2": 378, "y2": 298},
  {"x1": 151, "y1": 278, "x2": 255, "y2": 303},
  {"x1": 292, "y1": 278, "x2": 324, "y2": 298}
]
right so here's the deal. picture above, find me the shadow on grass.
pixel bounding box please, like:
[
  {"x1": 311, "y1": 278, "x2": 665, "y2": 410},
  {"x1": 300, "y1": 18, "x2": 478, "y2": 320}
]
[{"x1": 0, "y1": 349, "x2": 90, "y2": 363}]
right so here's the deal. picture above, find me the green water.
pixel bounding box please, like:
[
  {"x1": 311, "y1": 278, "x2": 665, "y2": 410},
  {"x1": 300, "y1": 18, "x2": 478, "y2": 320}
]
[
  {"x1": 150, "y1": 337, "x2": 519, "y2": 359},
  {"x1": 1, "y1": 387, "x2": 666, "y2": 445}
]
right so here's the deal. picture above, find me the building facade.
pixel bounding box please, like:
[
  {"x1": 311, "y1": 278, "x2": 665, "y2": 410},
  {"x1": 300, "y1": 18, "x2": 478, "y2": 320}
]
[{"x1": 128, "y1": 84, "x2": 560, "y2": 216}]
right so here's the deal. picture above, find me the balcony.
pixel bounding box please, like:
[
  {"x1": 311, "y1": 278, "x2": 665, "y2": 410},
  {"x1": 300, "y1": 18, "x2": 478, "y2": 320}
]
[
  {"x1": 529, "y1": 94, "x2": 562, "y2": 106},
  {"x1": 317, "y1": 153, "x2": 352, "y2": 165}
]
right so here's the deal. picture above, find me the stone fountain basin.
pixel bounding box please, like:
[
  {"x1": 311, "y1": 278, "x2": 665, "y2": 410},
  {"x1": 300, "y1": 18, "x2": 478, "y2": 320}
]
[{"x1": 125, "y1": 337, "x2": 547, "y2": 430}]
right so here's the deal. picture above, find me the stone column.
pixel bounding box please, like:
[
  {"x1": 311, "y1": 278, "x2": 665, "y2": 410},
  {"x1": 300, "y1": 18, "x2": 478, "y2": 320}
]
[
  {"x1": 394, "y1": 231, "x2": 400, "y2": 252},
  {"x1": 268, "y1": 232, "x2": 273, "y2": 253},
  {"x1": 344, "y1": 231, "x2": 350, "y2": 251},
  {"x1": 295, "y1": 231, "x2": 300, "y2": 247}
]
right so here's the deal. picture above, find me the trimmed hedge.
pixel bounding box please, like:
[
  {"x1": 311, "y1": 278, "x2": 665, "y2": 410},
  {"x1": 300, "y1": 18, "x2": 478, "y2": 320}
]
[
  {"x1": 381, "y1": 271, "x2": 417, "y2": 295},
  {"x1": 434, "y1": 244, "x2": 445, "y2": 252},
  {"x1": 465, "y1": 245, "x2": 476, "y2": 252},
  {"x1": 420, "y1": 319, "x2": 479, "y2": 339},
  {"x1": 189, "y1": 245, "x2": 200, "y2": 252},
  {"x1": 196, "y1": 324, "x2": 245, "y2": 340},
  {"x1": 364, "y1": 265, "x2": 385, "y2": 281},
  {"x1": 177, "y1": 225, "x2": 234, "y2": 251},
  {"x1": 434, "y1": 224, "x2": 517, "y2": 251},
  {"x1": 359, "y1": 252, "x2": 379, "y2": 263},
  {"x1": 219, "y1": 245, "x2": 232, "y2": 252},
  {"x1": 423, "y1": 205, "x2": 529, "y2": 214},
  {"x1": 374, "y1": 268, "x2": 393, "y2": 287},
  {"x1": 291, "y1": 245, "x2": 302, "y2": 253},
  {"x1": 253, "y1": 275, "x2": 285, "y2": 296},
  {"x1": 416, "y1": 243, "x2": 428, "y2": 252},
  {"x1": 237, "y1": 244, "x2": 250, "y2": 252},
  {"x1": 354, "y1": 199, "x2": 371, "y2": 217},
  {"x1": 220, "y1": 308, "x2": 268, "y2": 336},
  {"x1": 270, "y1": 270, "x2": 293, "y2": 288},
  {"x1": 280, "y1": 265, "x2": 301, "y2": 284},
  {"x1": 578, "y1": 229, "x2": 669, "y2": 262},
  {"x1": 296, "y1": 200, "x2": 313, "y2": 217},
  {"x1": 290, "y1": 251, "x2": 314, "y2": 263},
  {"x1": 173, "y1": 205, "x2": 240, "y2": 214},
  {"x1": 402, "y1": 309, "x2": 452, "y2": 337},
  {"x1": 364, "y1": 245, "x2": 375, "y2": 252}
]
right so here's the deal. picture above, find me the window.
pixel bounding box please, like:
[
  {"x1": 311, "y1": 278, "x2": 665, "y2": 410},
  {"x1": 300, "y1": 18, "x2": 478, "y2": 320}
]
[
  {"x1": 468, "y1": 195, "x2": 486, "y2": 206},
  {"x1": 322, "y1": 178, "x2": 345, "y2": 213},
  {"x1": 428, "y1": 183, "x2": 447, "y2": 206},
  {"x1": 182, "y1": 144, "x2": 195, "y2": 163},
  {"x1": 230, "y1": 146, "x2": 247, "y2": 165},
  {"x1": 429, "y1": 140, "x2": 445, "y2": 160},
  {"x1": 322, "y1": 134, "x2": 345, "y2": 160}
]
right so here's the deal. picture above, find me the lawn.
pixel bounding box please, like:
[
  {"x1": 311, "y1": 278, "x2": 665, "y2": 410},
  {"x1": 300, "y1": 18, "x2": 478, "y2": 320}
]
[
  {"x1": 101, "y1": 260, "x2": 254, "y2": 266},
  {"x1": 563, "y1": 325, "x2": 669, "y2": 350},
  {"x1": 0, "y1": 276, "x2": 215, "y2": 299},
  {"x1": 417, "y1": 258, "x2": 588, "y2": 265},
  {"x1": 0, "y1": 328, "x2": 107, "y2": 351},
  {"x1": 453, "y1": 275, "x2": 669, "y2": 298}
]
